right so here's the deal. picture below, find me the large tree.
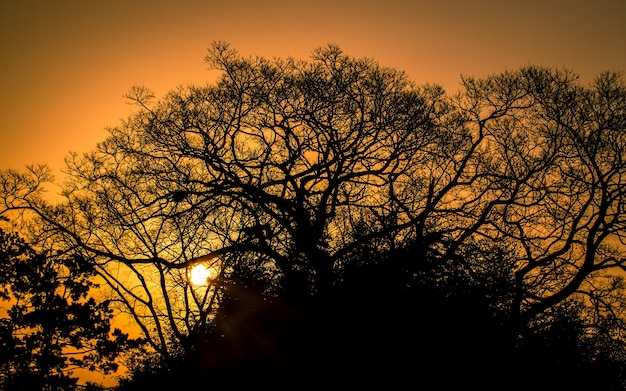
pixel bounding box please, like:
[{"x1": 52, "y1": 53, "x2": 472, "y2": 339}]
[
  {"x1": 1, "y1": 43, "x2": 462, "y2": 361},
  {"x1": 1, "y1": 43, "x2": 626, "y2": 379}
]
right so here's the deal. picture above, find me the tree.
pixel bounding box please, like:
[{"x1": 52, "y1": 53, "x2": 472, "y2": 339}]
[
  {"x1": 1, "y1": 43, "x2": 626, "y2": 386},
  {"x1": 1, "y1": 42, "x2": 462, "y2": 363},
  {"x1": 455, "y1": 67, "x2": 626, "y2": 330},
  {"x1": 0, "y1": 227, "x2": 135, "y2": 390}
]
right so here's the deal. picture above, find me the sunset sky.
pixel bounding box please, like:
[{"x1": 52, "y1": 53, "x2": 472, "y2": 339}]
[{"x1": 1, "y1": 0, "x2": 625, "y2": 178}]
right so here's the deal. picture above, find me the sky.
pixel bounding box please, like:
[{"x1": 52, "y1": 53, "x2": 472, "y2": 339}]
[{"x1": 1, "y1": 0, "x2": 625, "y2": 179}]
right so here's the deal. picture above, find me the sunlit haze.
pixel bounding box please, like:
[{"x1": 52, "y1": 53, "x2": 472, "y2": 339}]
[{"x1": 189, "y1": 263, "x2": 212, "y2": 286}]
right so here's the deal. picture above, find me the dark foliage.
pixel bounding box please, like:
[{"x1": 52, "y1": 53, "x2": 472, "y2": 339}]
[
  {"x1": 0, "y1": 229, "x2": 137, "y2": 390},
  {"x1": 115, "y1": 238, "x2": 626, "y2": 390}
]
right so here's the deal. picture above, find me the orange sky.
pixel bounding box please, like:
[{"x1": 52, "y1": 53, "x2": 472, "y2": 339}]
[{"x1": 1, "y1": 0, "x2": 625, "y2": 178}]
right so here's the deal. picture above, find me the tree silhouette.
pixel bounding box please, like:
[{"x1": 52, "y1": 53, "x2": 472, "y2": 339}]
[
  {"x1": 1, "y1": 43, "x2": 626, "y2": 388},
  {"x1": 0, "y1": 228, "x2": 135, "y2": 390},
  {"x1": 456, "y1": 67, "x2": 626, "y2": 330},
  {"x1": 1, "y1": 42, "x2": 459, "y2": 361}
]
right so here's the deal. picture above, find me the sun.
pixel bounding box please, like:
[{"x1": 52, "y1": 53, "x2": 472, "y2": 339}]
[{"x1": 189, "y1": 263, "x2": 212, "y2": 285}]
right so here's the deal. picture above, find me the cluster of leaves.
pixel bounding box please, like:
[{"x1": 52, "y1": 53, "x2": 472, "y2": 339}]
[{"x1": 0, "y1": 228, "x2": 138, "y2": 390}]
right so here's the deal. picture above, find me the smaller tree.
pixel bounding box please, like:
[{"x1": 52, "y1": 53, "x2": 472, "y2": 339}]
[{"x1": 0, "y1": 228, "x2": 137, "y2": 390}]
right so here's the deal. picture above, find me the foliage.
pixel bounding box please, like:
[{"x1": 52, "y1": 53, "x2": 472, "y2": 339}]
[
  {"x1": 114, "y1": 237, "x2": 626, "y2": 389},
  {"x1": 0, "y1": 228, "x2": 137, "y2": 390}
]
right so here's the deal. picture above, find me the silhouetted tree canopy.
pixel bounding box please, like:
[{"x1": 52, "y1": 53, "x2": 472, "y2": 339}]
[
  {"x1": 1, "y1": 42, "x2": 626, "y2": 389},
  {"x1": 0, "y1": 228, "x2": 136, "y2": 390}
]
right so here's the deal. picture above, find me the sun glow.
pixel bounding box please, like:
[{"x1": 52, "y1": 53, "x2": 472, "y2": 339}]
[{"x1": 189, "y1": 264, "x2": 212, "y2": 286}]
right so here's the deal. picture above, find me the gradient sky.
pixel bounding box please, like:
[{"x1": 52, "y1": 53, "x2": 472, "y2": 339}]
[{"x1": 1, "y1": 0, "x2": 625, "y2": 178}]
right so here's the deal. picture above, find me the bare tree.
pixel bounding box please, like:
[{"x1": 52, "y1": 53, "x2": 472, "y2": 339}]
[
  {"x1": 455, "y1": 67, "x2": 626, "y2": 330},
  {"x1": 2, "y1": 42, "x2": 626, "y2": 372},
  {"x1": 0, "y1": 43, "x2": 462, "y2": 360}
]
